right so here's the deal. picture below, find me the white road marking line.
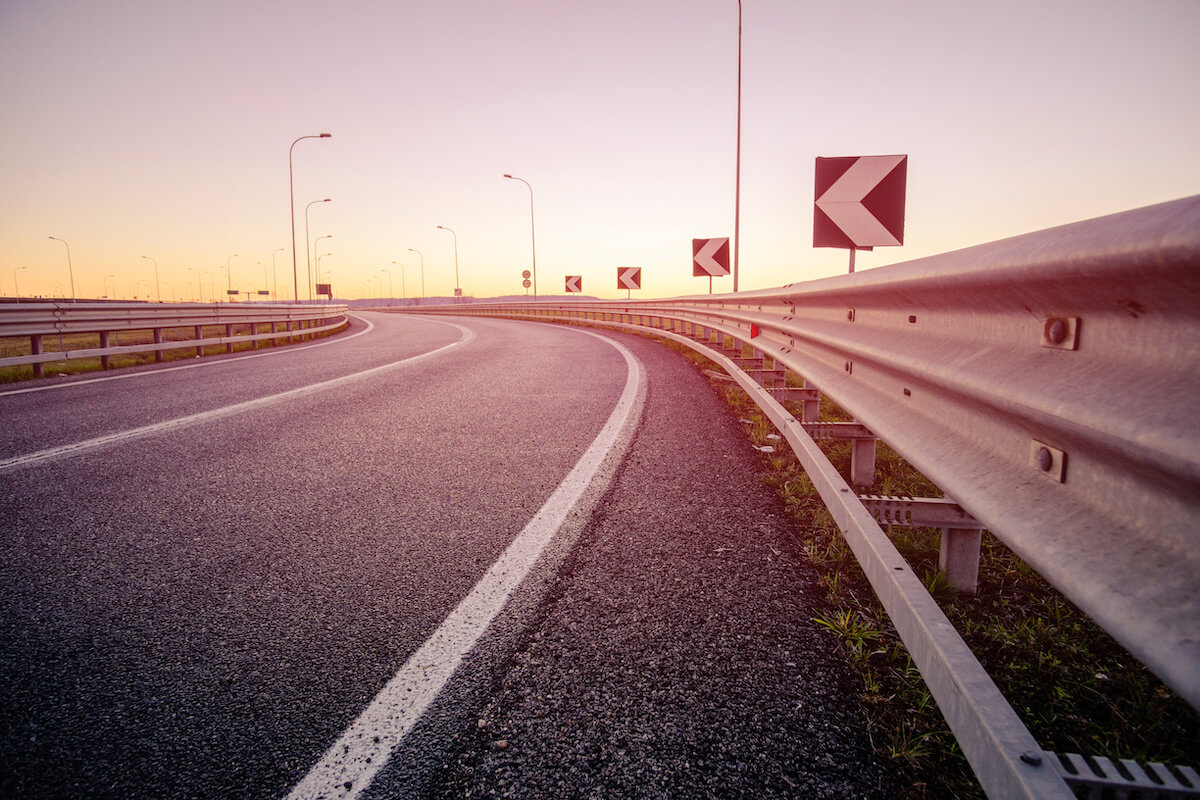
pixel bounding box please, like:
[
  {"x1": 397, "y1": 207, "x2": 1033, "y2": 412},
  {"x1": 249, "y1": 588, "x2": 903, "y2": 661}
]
[
  {"x1": 0, "y1": 311, "x2": 385, "y2": 397},
  {"x1": 0, "y1": 321, "x2": 473, "y2": 473},
  {"x1": 285, "y1": 330, "x2": 646, "y2": 800}
]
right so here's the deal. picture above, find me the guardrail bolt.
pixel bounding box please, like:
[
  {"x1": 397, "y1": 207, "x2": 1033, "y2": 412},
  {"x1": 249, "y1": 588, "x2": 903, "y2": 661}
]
[
  {"x1": 1019, "y1": 750, "x2": 1043, "y2": 767},
  {"x1": 1044, "y1": 317, "x2": 1068, "y2": 345},
  {"x1": 847, "y1": 309, "x2": 855, "y2": 322},
  {"x1": 844, "y1": 360, "x2": 853, "y2": 374},
  {"x1": 1034, "y1": 447, "x2": 1053, "y2": 472}
]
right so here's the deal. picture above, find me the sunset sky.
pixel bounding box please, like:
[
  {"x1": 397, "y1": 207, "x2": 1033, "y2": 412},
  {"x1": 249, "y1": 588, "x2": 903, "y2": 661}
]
[{"x1": 2, "y1": 0, "x2": 1198, "y2": 302}]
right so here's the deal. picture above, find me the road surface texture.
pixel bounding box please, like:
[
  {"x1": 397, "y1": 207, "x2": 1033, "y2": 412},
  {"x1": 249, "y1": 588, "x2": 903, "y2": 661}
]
[{"x1": 0, "y1": 311, "x2": 888, "y2": 799}]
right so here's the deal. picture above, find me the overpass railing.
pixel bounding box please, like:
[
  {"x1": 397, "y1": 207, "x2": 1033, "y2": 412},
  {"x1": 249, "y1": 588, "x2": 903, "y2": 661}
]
[
  {"x1": 0, "y1": 302, "x2": 349, "y2": 376},
  {"x1": 403, "y1": 195, "x2": 1200, "y2": 799}
]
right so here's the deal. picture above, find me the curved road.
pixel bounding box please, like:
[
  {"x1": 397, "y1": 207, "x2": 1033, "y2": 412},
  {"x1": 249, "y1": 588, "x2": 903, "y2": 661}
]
[{"x1": 0, "y1": 311, "x2": 885, "y2": 799}]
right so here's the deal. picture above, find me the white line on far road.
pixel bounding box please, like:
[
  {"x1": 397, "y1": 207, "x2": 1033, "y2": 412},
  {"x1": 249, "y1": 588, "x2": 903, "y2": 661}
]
[
  {"x1": 0, "y1": 320, "x2": 473, "y2": 473},
  {"x1": 285, "y1": 329, "x2": 647, "y2": 800}
]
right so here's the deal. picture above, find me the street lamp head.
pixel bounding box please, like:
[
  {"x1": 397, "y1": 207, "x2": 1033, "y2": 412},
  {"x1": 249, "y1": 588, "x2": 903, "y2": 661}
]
[
  {"x1": 323, "y1": 198, "x2": 331, "y2": 202},
  {"x1": 319, "y1": 133, "x2": 332, "y2": 138},
  {"x1": 503, "y1": 173, "x2": 513, "y2": 179}
]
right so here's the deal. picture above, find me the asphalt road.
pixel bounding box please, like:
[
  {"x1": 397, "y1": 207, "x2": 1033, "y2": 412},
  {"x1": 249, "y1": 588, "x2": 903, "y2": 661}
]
[{"x1": 0, "y1": 310, "x2": 886, "y2": 799}]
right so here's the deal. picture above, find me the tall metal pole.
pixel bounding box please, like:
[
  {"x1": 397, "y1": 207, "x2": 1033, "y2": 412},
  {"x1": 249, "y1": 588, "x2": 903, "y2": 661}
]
[
  {"x1": 271, "y1": 247, "x2": 284, "y2": 301},
  {"x1": 48, "y1": 236, "x2": 75, "y2": 302},
  {"x1": 225, "y1": 253, "x2": 237, "y2": 300},
  {"x1": 289, "y1": 133, "x2": 331, "y2": 305},
  {"x1": 408, "y1": 248, "x2": 425, "y2": 303},
  {"x1": 187, "y1": 267, "x2": 201, "y2": 301},
  {"x1": 391, "y1": 261, "x2": 406, "y2": 301},
  {"x1": 305, "y1": 198, "x2": 331, "y2": 304},
  {"x1": 733, "y1": 0, "x2": 742, "y2": 292},
  {"x1": 141, "y1": 255, "x2": 160, "y2": 301},
  {"x1": 436, "y1": 226, "x2": 459, "y2": 296},
  {"x1": 13, "y1": 265, "x2": 26, "y2": 298},
  {"x1": 503, "y1": 174, "x2": 536, "y2": 299}
]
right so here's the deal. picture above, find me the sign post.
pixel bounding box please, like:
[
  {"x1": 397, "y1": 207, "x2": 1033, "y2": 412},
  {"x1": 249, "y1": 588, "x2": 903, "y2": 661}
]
[
  {"x1": 617, "y1": 267, "x2": 641, "y2": 299},
  {"x1": 692, "y1": 237, "x2": 730, "y2": 293},
  {"x1": 814, "y1": 154, "x2": 907, "y2": 272}
]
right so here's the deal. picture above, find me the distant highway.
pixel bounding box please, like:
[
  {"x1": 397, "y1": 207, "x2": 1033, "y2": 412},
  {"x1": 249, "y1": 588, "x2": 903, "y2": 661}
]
[{"x1": 0, "y1": 311, "x2": 886, "y2": 799}]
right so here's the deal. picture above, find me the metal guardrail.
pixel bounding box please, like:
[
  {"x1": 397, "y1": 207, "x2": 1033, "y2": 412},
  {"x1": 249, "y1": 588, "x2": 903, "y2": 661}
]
[
  {"x1": 0, "y1": 302, "x2": 350, "y2": 376},
  {"x1": 402, "y1": 195, "x2": 1200, "y2": 799}
]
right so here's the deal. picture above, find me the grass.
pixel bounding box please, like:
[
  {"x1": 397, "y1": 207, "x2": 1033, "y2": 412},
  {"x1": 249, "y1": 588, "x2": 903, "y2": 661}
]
[
  {"x1": 634, "y1": 327, "x2": 1200, "y2": 798},
  {"x1": 0, "y1": 322, "x2": 346, "y2": 383}
]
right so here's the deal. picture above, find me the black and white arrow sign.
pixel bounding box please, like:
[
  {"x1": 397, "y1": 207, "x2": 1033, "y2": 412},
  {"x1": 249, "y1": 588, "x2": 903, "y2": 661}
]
[
  {"x1": 617, "y1": 267, "x2": 641, "y2": 291},
  {"x1": 692, "y1": 237, "x2": 730, "y2": 277},
  {"x1": 813, "y1": 155, "x2": 907, "y2": 250},
  {"x1": 564, "y1": 275, "x2": 582, "y2": 293}
]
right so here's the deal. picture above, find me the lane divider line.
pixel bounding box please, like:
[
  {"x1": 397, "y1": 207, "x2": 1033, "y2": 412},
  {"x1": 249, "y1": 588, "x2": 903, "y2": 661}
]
[
  {"x1": 285, "y1": 330, "x2": 647, "y2": 800},
  {"x1": 0, "y1": 311, "x2": 385, "y2": 397},
  {"x1": 0, "y1": 321, "x2": 474, "y2": 473}
]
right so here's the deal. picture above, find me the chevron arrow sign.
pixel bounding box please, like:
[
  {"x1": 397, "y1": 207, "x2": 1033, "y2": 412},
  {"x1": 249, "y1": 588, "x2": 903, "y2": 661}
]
[
  {"x1": 565, "y1": 275, "x2": 582, "y2": 293},
  {"x1": 617, "y1": 267, "x2": 641, "y2": 291},
  {"x1": 692, "y1": 237, "x2": 730, "y2": 277},
  {"x1": 813, "y1": 155, "x2": 907, "y2": 249}
]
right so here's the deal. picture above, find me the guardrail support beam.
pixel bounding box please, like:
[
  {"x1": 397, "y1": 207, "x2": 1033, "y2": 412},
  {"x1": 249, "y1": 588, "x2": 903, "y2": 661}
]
[
  {"x1": 99, "y1": 331, "x2": 111, "y2": 369},
  {"x1": 153, "y1": 328, "x2": 164, "y2": 362},
  {"x1": 941, "y1": 528, "x2": 983, "y2": 594},
  {"x1": 30, "y1": 335, "x2": 43, "y2": 377}
]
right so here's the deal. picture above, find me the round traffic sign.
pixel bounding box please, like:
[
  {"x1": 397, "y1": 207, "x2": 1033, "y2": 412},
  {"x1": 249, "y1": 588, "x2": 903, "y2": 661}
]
[
  {"x1": 522, "y1": 279, "x2": 531, "y2": 288},
  {"x1": 522, "y1": 270, "x2": 531, "y2": 279}
]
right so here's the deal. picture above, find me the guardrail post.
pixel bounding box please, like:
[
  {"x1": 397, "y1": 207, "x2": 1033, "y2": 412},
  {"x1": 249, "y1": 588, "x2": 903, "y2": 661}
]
[
  {"x1": 225, "y1": 324, "x2": 234, "y2": 353},
  {"x1": 250, "y1": 322, "x2": 258, "y2": 349},
  {"x1": 940, "y1": 528, "x2": 982, "y2": 594},
  {"x1": 194, "y1": 326, "x2": 203, "y2": 357},
  {"x1": 99, "y1": 331, "x2": 111, "y2": 369},
  {"x1": 801, "y1": 381, "x2": 820, "y2": 422},
  {"x1": 851, "y1": 436, "x2": 877, "y2": 487},
  {"x1": 31, "y1": 334, "x2": 43, "y2": 378},
  {"x1": 153, "y1": 328, "x2": 164, "y2": 362}
]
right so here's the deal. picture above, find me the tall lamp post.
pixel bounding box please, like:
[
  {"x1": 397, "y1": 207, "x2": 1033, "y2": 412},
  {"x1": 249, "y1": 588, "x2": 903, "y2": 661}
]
[
  {"x1": 225, "y1": 253, "x2": 237, "y2": 301},
  {"x1": 13, "y1": 265, "x2": 27, "y2": 299},
  {"x1": 407, "y1": 248, "x2": 425, "y2": 303},
  {"x1": 187, "y1": 267, "x2": 202, "y2": 301},
  {"x1": 304, "y1": 198, "x2": 331, "y2": 303},
  {"x1": 105, "y1": 273, "x2": 115, "y2": 299},
  {"x1": 436, "y1": 226, "x2": 459, "y2": 298},
  {"x1": 271, "y1": 247, "x2": 284, "y2": 301},
  {"x1": 391, "y1": 261, "x2": 407, "y2": 302},
  {"x1": 289, "y1": 133, "x2": 331, "y2": 305},
  {"x1": 141, "y1": 255, "x2": 160, "y2": 302},
  {"x1": 503, "y1": 174, "x2": 537, "y2": 299},
  {"x1": 315, "y1": 253, "x2": 331, "y2": 297},
  {"x1": 733, "y1": 0, "x2": 742, "y2": 291},
  {"x1": 47, "y1": 236, "x2": 76, "y2": 302},
  {"x1": 312, "y1": 235, "x2": 332, "y2": 300}
]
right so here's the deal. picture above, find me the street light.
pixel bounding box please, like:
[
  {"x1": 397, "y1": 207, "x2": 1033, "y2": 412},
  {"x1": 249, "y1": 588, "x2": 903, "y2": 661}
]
[
  {"x1": 304, "y1": 198, "x2": 331, "y2": 303},
  {"x1": 503, "y1": 174, "x2": 537, "y2": 299},
  {"x1": 271, "y1": 247, "x2": 284, "y2": 302},
  {"x1": 312, "y1": 235, "x2": 332, "y2": 300},
  {"x1": 14, "y1": 265, "x2": 27, "y2": 298},
  {"x1": 289, "y1": 133, "x2": 332, "y2": 305},
  {"x1": 734, "y1": 0, "x2": 742, "y2": 291},
  {"x1": 47, "y1": 236, "x2": 76, "y2": 302},
  {"x1": 382, "y1": 266, "x2": 395, "y2": 306},
  {"x1": 436, "y1": 225, "x2": 459, "y2": 297},
  {"x1": 141, "y1": 255, "x2": 160, "y2": 301},
  {"x1": 408, "y1": 248, "x2": 425, "y2": 303},
  {"x1": 315, "y1": 253, "x2": 331, "y2": 296},
  {"x1": 187, "y1": 267, "x2": 202, "y2": 302},
  {"x1": 225, "y1": 253, "x2": 237, "y2": 300},
  {"x1": 391, "y1": 261, "x2": 406, "y2": 301},
  {"x1": 105, "y1": 273, "x2": 115, "y2": 299}
]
